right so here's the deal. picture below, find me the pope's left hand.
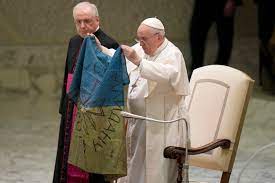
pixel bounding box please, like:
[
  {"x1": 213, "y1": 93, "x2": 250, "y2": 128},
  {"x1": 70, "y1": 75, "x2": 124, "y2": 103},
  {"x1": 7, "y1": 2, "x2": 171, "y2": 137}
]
[
  {"x1": 87, "y1": 33, "x2": 102, "y2": 50},
  {"x1": 121, "y1": 45, "x2": 141, "y2": 66}
]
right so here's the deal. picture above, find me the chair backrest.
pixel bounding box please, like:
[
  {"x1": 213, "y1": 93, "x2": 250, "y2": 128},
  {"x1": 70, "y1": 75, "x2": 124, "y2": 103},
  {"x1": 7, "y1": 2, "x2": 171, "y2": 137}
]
[{"x1": 185, "y1": 65, "x2": 254, "y2": 172}]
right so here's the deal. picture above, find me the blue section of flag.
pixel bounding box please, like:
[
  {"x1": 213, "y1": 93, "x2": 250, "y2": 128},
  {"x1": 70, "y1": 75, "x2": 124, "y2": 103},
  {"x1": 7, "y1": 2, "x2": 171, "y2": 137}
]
[{"x1": 69, "y1": 36, "x2": 129, "y2": 108}]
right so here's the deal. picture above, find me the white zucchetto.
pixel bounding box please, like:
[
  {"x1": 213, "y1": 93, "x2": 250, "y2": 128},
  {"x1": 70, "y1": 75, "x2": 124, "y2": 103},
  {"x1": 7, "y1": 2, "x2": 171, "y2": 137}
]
[{"x1": 141, "y1": 17, "x2": 165, "y2": 30}]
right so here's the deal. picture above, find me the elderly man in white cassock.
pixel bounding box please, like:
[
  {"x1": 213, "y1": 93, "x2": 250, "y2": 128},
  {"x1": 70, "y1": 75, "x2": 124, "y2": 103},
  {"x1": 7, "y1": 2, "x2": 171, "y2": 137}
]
[
  {"x1": 117, "y1": 17, "x2": 190, "y2": 183},
  {"x1": 98, "y1": 17, "x2": 189, "y2": 183}
]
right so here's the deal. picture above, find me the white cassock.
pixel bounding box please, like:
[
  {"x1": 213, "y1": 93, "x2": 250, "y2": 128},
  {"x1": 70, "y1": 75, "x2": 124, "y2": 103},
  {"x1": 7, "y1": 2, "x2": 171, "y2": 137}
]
[{"x1": 117, "y1": 38, "x2": 190, "y2": 183}]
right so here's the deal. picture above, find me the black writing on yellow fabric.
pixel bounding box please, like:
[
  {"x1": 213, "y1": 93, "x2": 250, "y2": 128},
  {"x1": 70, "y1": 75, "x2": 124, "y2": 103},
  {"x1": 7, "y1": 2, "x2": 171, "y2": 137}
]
[
  {"x1": 108, "y1": 108, "x2": 121, "y2": 124},
  {"x1": 78, "y1": 110, "x2": 96, "y2": 133},
  {"x1": 82, "y1": 113, "x2": 91, "y2": 135},
  {"x1": 104, "y1": 119, "x2": 115, "y2": 132},
  {"x1": 75, "y1": 107, "x2": 105, "y2": 134},
  {"x1": 90, "y1": 106, "x2": 123, "y2": 152},
  {"x1": 83, "y1": 139, "x2": 87, "y2": 154},
  {"x1": 109, "y1": 149, "x2": 114, "y2": 158},
  {"x1": 87, "y1": 107, "x2": 105, "y2": 116},
  {"x1": 87, "y1": 116, "x2": 96, "y2": 132},
  {"x1": 98, "y1": 131, "x2": 111, "y2": 145},
  {"x1": 92, "y1": 139, "x2": 104, "y2": 152}
]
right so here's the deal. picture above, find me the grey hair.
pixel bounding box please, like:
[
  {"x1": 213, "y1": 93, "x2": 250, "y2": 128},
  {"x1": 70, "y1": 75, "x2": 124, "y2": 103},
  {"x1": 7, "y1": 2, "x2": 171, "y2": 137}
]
[{"x1": 73, "y1": 2, "x2": 99, "y2": 18}]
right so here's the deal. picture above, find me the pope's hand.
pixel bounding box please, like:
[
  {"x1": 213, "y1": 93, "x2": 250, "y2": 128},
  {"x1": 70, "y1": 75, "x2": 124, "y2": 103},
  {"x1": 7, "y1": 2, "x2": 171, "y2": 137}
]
[
  {"x1": 87, "y1": 33, "x2": 102, "y2": 50},
  {"x1": 121, "y1": 45, "x2": 141, "y2": 66}
]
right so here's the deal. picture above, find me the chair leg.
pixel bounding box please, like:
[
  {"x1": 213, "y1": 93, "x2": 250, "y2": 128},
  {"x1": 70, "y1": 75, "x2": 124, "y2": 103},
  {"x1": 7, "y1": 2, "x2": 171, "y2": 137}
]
[
  {"x1": 220, "y1": 172, "x2": 231, "y2": 183},
  {"x1": 176, "y1": 155, "x2": 185, "y2": 183}
]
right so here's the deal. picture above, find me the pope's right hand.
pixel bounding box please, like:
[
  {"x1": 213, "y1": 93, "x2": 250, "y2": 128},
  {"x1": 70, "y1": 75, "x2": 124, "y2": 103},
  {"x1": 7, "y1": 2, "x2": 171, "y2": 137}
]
[{"x1": 121, "y1": 45, "x2": 141, "y2": 66}]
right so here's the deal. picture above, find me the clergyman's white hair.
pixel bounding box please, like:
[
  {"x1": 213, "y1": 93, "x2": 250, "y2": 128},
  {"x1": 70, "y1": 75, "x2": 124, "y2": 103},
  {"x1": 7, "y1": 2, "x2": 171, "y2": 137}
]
[{"x1": 73, "y1": 2, "x2": 99, "y2": 18}]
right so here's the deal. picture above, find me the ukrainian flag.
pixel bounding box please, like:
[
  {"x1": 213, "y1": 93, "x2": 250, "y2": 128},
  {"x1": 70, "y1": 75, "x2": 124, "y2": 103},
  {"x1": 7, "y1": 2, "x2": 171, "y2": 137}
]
[{"x1": 68, "y1": 36, "x2": 129, "y2": 180}]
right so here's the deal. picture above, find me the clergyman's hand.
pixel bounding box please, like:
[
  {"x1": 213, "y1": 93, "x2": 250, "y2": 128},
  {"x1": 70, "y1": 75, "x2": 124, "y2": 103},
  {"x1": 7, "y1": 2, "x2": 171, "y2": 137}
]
[{"x1": 121, "y1": 45, "x2": 141, "y2": 66}]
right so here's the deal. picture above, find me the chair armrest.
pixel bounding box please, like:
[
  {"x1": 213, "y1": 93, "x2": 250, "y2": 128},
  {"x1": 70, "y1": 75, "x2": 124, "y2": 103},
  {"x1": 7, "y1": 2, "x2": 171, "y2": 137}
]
[
  {"x1": 164, "y1": 139, "x2": 231, "y2": 159},
  {"x1": 121, "y1": 111, "x2": 188, "y2": 124}
]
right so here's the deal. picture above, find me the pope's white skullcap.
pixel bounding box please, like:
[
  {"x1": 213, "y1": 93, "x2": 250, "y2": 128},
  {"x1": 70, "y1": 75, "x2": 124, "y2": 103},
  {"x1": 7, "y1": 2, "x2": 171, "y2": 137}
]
[{"x1": 141, "y1": 17, "x2": 164, "y2": 30}]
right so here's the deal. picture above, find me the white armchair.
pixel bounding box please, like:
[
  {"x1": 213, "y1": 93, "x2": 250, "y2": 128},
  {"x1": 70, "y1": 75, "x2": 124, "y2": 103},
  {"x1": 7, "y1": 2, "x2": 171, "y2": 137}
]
[{"x1": 164, "y1": 65, "x2": 254, "y2": 183}]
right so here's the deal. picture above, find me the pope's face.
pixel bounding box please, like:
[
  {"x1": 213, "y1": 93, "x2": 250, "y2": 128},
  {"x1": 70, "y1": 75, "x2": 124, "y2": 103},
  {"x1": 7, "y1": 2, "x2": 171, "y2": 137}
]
[
  {"x1": 136, "y1": 24, "x2": 160, "y2": 56},
  {"x1": 74, "y1": 8, "x2": 99, "y2": 38}
]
